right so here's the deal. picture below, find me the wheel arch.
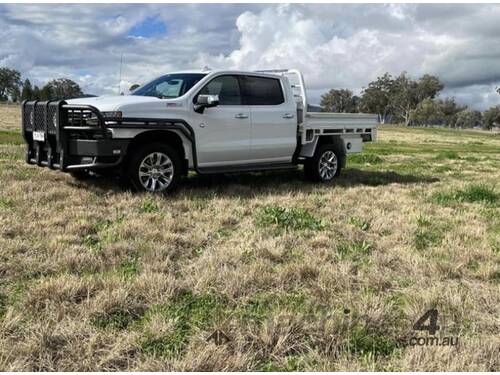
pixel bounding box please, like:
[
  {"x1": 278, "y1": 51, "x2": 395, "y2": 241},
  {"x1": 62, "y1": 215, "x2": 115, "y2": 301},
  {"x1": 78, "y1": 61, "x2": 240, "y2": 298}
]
[
  {"x1": 125, "y1": 130, "x2": 190, "y2": 175},
  {"x1": 315, "y1": 135, "x2": 346, "y2": 167}
]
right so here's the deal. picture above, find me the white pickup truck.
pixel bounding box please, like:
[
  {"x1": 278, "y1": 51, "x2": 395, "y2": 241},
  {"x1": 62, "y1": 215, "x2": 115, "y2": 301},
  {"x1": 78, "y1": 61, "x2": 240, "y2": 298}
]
[{"x1": 21, "y1": 69, "x2": 377, "y2": 193}]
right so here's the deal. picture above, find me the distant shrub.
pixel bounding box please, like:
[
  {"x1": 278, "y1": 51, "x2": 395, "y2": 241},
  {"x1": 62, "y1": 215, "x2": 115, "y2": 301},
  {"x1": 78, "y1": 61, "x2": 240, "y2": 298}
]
[{"x1": 256, "y1": 205, "x2": 325, "y2": 231}]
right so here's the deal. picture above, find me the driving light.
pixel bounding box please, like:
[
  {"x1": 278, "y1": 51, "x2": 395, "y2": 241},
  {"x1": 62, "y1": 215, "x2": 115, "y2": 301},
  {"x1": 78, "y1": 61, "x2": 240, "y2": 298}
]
[{"x1": 101, "y1": 111, "x2": 122, "y2": 119}]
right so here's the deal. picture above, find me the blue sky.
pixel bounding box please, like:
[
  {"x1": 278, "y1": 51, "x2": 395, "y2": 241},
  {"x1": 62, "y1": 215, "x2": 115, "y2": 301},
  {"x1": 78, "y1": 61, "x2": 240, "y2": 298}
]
[
  {"x1": 128, "y1": 15, "x2": 167, "y2": 38},
  {"x1": 1, "y1": 3, "x2": 499, "y2": 109}
]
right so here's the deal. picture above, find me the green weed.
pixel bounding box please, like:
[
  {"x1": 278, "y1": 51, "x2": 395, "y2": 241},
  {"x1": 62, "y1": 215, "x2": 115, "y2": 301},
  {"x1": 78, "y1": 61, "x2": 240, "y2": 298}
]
[
  {"x1": 262, "y1": 356, "x2": 305, "y2": 371},
  {"x1": 414, "y1": 215, "x2": 443, "y2": 250},
  {"x1": 256, "y1": 206, "x2": 326, "y2": 231},
  {"x1": 0, "y1": 130, "x2": 23, "y2": 145},
  {"x1": 139, "y1": 198, "x2": 159, "y2": 213},
  {"x1": 116, "y1": 257, "x2": 140, "y2": 279},
  {"x1": 349, "y1": 153, "x2": 384, "y2": 165},
  {"x1": 235, "y1": 291, "x2": 309, "y2": 323},
  {"x1": 347, "y1": 216, "x2": 371, "y2": 231},
  {"x1": 337, "y1": 240, "x2": 372, "y2": 260},
  {"x1": 0, "y1": 197, "x2": 14, "y2": 209},
  {"x1": 82, "y1": 217, "x2": 125, "y2": 252},
  {"x1": 432, "y1": 184, "x2": 498, "y2": 205},
  {"x1": 141, "y1": 290, "x2": 226, "y2": 358},
  {"x1": 348, "y1": 324, "x2": 399, "y2": 357},
  {"x1": 434, "y1": 165, "x2": 452, "y2": 173},
  {"x1": 91, "y1": 309, "x2": 143, "y2": 330},
  {"x1": 82, "y1": 234, "x2": 101, "y2": 252},
  {"x1": 434, "y1": 150, "x2": 460, "y2": 160}
]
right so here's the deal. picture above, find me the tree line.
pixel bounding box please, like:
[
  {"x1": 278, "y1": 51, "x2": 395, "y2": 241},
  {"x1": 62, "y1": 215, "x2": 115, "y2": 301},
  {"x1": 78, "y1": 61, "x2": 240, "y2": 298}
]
[
  {"x1": 0, "y1": 67, "x2": 84, "y2": 102},
  {"x1": 2, "y1": 65, "x2": 499, "y2": 129},
  {"x1": 320, "y1": 72, "x2": 500, "y2": 130}
]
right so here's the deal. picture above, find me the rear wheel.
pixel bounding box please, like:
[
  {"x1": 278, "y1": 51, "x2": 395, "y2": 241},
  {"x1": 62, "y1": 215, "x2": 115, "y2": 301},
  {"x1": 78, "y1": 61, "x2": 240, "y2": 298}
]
[
  {"x1": 304, "y1": 144, "x2": 342, "y2": 182},
  {"x1": 128, "y1": 143, "x2": 181, "y2": 194}
]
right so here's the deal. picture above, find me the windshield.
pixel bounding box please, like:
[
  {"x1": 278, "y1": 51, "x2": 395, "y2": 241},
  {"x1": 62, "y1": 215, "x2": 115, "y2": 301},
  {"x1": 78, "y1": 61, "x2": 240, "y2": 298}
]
[{"x1": 131, "y1": 73, "x2": 207, "y2": 99}]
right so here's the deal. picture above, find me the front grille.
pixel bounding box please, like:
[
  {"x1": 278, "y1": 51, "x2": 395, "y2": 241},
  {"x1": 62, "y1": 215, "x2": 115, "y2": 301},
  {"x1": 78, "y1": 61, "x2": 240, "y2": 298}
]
[{"x1": 66, "y1": 108, "x2": 95, "y2": 127}]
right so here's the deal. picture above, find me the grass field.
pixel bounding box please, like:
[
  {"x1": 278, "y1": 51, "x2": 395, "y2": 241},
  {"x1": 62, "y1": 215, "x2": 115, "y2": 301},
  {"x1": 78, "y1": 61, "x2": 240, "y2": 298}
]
[{"x1": 0, "y1": 105, "x2": 498, "y2": 371}]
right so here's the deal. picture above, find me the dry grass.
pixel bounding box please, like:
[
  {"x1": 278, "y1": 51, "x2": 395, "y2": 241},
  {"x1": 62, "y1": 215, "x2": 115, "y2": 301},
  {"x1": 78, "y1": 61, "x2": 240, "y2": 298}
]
[
  {"x1": 0, "y1": 104, "x2": 499, "y2": 371},
  {"x1": 0, "y1": 104, "x2": 21, "y2": 131}
]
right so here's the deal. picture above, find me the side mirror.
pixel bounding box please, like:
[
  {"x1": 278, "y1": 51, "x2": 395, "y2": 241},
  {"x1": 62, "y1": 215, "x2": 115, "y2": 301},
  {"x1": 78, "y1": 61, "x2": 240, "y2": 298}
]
[
  {"x1": 129, "y1": 84, "x2": 140, "y2": 92},
  {"x1": 194, "y1": 94, "x2": 219, "y2": 113}
]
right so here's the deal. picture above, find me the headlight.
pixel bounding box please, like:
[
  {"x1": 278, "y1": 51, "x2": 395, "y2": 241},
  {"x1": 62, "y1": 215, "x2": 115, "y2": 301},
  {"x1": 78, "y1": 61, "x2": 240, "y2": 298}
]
[
  {"x1": 101, "y1": 111, "x2": 122, "y2": 119},
  {"x1": 82, "y1": 111, "x2": 122, "y2": 126}
]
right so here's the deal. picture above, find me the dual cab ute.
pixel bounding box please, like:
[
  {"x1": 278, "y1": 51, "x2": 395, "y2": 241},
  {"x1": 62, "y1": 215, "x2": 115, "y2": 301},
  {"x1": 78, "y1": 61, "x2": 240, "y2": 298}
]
[{"x1": 21, "y1": 69, "x2": 378, "y2": 193}]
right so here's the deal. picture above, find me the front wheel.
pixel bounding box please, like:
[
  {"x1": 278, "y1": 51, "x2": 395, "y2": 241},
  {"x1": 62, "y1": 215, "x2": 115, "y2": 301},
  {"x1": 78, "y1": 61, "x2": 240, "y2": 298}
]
[
  {"x1": 304, "y1": 145, "x2": 342, "y2": 183},
  {"x1": 128, "y1": 143, "x2": 181, "y2": 194}
]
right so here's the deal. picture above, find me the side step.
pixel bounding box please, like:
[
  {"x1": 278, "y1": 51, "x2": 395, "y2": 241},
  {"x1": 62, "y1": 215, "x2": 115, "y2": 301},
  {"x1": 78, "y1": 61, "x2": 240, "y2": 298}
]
[{"x1": 197, "y1": 162, "x2": 297, "y2": 174}]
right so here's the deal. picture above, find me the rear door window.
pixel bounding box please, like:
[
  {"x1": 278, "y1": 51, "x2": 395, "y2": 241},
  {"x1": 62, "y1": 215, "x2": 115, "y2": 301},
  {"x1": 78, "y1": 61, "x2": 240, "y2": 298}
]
[{"x1": 241, "y1": 76, "x2": 284, "y2": 105}]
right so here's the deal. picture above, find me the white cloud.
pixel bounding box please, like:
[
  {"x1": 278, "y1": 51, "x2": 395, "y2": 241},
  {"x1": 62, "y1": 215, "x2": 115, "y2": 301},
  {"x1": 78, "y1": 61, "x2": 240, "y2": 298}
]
[
  {"x1": 0, "y1": 4, "x2": 499, "y2": 109},
  {"x1": 195, "y1": 5, "x2": 442, "y2": 95}
]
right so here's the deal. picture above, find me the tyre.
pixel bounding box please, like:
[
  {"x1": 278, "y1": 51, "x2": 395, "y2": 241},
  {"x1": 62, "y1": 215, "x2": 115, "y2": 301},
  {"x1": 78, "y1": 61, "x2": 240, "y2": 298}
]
[
  {"x1": 304, "y1": 144, "x2": 342, "y2": 182},
  {"x1": 128, "y1": 142, "x2": 181, "y2": 194}
]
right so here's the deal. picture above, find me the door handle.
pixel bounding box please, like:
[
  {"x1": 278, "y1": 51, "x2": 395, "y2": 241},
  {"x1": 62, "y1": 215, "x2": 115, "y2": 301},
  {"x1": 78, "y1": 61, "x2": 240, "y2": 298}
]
[
  {"x1": 235, "y1": 113, "x2": 248, "y2": 119},
  {"x1": 282, "y1": 113, "x2": 294, "y2": 119}
]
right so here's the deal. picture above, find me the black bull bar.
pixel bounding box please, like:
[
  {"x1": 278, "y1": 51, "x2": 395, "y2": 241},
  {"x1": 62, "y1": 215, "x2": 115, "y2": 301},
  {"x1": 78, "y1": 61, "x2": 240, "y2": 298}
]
[{"x1": 21, "y1": 100, "x2": 126, "y2": 171}]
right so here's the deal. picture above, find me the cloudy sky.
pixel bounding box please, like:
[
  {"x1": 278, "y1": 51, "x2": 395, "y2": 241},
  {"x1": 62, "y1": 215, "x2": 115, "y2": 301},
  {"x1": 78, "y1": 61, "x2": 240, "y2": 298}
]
[{"x1": 1, "y1": 3, "x2": 499, "y2": 109}]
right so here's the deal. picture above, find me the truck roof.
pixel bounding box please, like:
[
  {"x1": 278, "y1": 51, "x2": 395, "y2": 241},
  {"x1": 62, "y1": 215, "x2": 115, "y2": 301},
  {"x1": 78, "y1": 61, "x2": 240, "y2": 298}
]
[{"x1": 166, "y1": 69, "x2": 285, "y2": 78}]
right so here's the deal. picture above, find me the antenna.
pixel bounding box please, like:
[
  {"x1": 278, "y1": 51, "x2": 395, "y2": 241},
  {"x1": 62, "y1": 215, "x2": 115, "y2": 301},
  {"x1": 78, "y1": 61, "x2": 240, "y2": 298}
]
[{"x1": 118, "y1": 53, "x2": 123, "y2": 95}]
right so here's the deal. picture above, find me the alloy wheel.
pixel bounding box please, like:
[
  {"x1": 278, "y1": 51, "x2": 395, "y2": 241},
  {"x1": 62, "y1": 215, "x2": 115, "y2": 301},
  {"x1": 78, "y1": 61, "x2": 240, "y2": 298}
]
[
  {"x1": 318, "y1": 150, "x2": 338, "y2": 181},
  {"x1": 138, "y1": 152, "x2": 174, "y2": 192}
]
